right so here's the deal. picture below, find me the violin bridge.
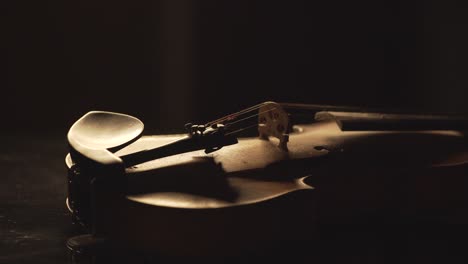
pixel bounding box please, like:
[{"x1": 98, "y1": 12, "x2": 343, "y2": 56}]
[{"x1": 258, "y1": 102, "x2": 290, "y2": 151}]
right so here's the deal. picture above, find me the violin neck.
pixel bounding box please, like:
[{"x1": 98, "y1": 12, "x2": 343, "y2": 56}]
[{"x1": 315, "y1": 111, "x2": 468, "y2": 131}]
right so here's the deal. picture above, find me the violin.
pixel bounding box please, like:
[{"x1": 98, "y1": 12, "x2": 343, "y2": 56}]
[{"x1": 65, "y1": 102, "x2": 468, "y2": 258}]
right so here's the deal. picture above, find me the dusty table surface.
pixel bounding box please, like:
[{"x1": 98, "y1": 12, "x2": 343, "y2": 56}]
[{"x1": 0, "y1": 134, "x2": 72, "y2": 264}]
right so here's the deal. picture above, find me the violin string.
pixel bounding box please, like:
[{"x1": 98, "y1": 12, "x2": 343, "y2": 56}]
[
  {"x1": 223, "y1": 107, "x2": 280, "y2": 136},
  {"x1": 205, "y1": 102, "x2": 279, "y2": 127},
  {"x1": 204, "y1": 102, "x2": 267, "y2": 126},
  {"x1": 224, "y1": 107, "x2": 277, "y2": 128},
  {"x1": 225, "y1": 123, "x2": 260, "y2": 136},
  {"x1": 204, "y1": 104, "x2": 264, "y2": 126}
]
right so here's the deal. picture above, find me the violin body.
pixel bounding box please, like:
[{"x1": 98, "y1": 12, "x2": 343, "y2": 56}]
[{"x1": 65, "y1": 116, "x2": 468, "y2": 257}]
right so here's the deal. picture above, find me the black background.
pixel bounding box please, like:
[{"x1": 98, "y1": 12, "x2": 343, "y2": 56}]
[{"x1": 4, "y1": 0, "x2": 468, "y2": 134}]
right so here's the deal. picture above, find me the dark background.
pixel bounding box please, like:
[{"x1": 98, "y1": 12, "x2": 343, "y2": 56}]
[{"x1": 4, "y1": 0, "x2": 468, "y2": 135}]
